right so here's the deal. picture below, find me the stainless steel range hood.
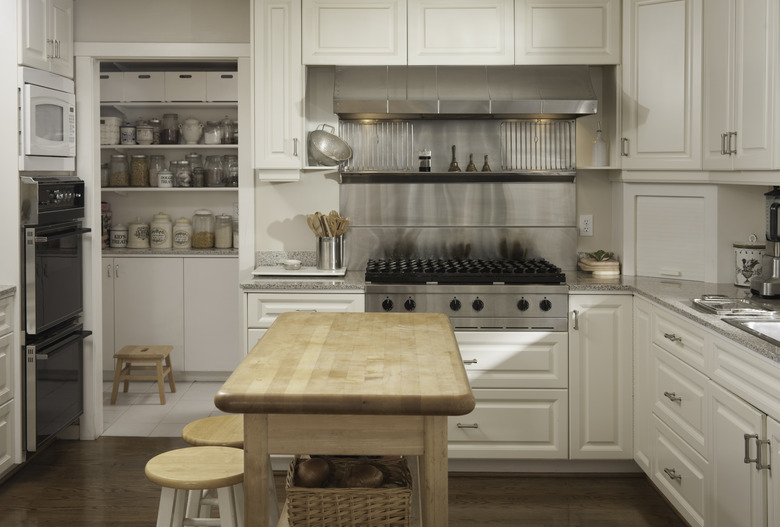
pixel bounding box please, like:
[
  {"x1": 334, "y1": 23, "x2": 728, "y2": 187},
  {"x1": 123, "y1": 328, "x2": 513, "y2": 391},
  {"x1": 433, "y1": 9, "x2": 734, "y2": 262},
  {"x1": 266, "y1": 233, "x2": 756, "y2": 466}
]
[{"x1": 333, "y1": 65, "x2": 599, "y2": 119}]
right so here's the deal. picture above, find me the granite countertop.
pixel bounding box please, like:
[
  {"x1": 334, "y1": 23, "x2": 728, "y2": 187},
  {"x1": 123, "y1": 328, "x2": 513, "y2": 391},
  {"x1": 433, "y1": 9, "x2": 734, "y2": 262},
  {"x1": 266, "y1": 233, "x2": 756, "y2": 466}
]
[
  {"x1": 104, "y1": 248, "x2": 238, "y2": 257},
  {"x1": 0, "y1": 285, "x2": 15, "y2": 298}
]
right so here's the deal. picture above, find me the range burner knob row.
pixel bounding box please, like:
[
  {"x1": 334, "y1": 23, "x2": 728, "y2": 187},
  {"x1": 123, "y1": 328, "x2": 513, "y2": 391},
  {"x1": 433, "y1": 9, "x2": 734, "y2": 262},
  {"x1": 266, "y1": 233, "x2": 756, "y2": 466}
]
[
  {"x1": 404, "y1": 298, "x2": 416, "y2": 311},
  {"x1": 539, "y1": 298, "x2": 552, "y2": 312},
  {"x1": 472, "y1": 298, "x2": 485, "y2": 312},
  {"x1": 449, "y1": 298, "x2": 462, "y2": 311},
  {"x1": 381, "y1": 298, "x2": 394, "y2": 312},
  {"x1": 517, "y1": 298, "x2": 530, "y2": 311}
]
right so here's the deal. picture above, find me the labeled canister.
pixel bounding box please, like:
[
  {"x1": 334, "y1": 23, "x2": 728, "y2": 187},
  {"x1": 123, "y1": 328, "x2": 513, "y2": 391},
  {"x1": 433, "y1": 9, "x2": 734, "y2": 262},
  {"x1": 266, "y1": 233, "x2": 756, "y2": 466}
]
[
  {"x1": 173, "y1": 217, "x2": 192, "y2": 249},
  {"x1": 734, "y1": 235, "x2": 765, "y2": 287},
  {"x1": 215, "y1": 214, "x2": 233, "y2": 248},
  {"x1": 150, "y1": 212, "x2": 173, "y2": 249},
  {"x1": 127, "y1": 218, "x2": 150, "y2": 248},
  {"x1": 110, "y1": 224, "x2": 128, "y2": 248}
]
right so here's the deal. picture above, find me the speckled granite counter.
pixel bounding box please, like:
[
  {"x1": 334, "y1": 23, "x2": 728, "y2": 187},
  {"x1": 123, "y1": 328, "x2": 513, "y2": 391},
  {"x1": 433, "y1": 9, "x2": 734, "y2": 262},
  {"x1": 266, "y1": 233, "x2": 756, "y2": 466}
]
[
  {"x1": 0, "y1": 286, "x2": 15, "y2": 298},
  {"x1": 103, "y1": 248, "x2": 238, "y2": 257}
]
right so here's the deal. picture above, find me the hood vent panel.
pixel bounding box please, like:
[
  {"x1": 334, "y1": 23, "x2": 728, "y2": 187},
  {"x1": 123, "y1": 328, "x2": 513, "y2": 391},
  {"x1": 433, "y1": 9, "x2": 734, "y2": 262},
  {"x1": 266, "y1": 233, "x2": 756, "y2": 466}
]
[{"x1": 334, "y1": 65, "x2": 598, "y2": 119}]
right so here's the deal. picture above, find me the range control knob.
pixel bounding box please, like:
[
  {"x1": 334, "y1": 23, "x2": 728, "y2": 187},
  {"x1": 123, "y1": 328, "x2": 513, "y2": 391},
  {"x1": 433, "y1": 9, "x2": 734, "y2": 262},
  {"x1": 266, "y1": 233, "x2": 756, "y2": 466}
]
[
  {"x1": 404, "y1": 298, "x2": 417, "y2": 312},
  {"x1": 517, "y1": 298, "x2": 530, "y2": 311},
  {"x1": 381, "y1": 298, "x2": 394, "y2": 312},
  {"x1": 472, "y1": 298, "x2": 485, "y2": 312},
  {"x1": 539, "y1": 298, "x2": 552, "y2": 312},
  {"x1": 450, "y1": 298, "x2": 462, "y2": 311}
]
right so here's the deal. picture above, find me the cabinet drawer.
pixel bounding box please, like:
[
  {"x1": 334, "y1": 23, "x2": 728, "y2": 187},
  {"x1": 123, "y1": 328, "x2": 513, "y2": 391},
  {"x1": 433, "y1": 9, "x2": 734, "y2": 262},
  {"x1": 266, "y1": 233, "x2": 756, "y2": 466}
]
[
  {"x1": 206, "y1": 72, "x2": 238, "y2": 102},
  {"x1": 652, "y1": 416, "x2": 707, "y2": 527},
  {"x1": 652, "y1": 308, "x2": 707, "y2": 371},
  {"x1": 247, "y1": 329, "x2": 266, "y2": 354},
  {"x1": 0, "y1": 294, "x2": 13, "y2": 337},
  {"x1": 165, "y1": 72, "x2": 207, "y2": 102},
  {"x1": 246, "y1": 293, "x2": 364, "y2": 328},
  {"x1": 0, "y1": 333, "x2": 11, "y2": 407},
  {"x1": 99, "y1": 72, "x2": 123, "y2": 102},
  {"x1": 447, "y1": 388, "x2": 568, "y2": 459},
  {"x1": 652, "y1": 346, "x2": 709, "y2": 457},
  {"x1": 455, "y1": 332, "x2": 567, "y2": 389},
  {"x1": 123, "y1": 72, "x2": 165, "y2": 102}
]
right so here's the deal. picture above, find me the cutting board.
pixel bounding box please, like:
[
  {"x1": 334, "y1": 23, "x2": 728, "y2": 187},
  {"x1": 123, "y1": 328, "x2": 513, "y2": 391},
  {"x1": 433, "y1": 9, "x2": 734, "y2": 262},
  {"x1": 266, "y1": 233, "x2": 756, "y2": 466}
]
[{"x1": 252, "y1": 265, "x2": 347, "y2": 277}]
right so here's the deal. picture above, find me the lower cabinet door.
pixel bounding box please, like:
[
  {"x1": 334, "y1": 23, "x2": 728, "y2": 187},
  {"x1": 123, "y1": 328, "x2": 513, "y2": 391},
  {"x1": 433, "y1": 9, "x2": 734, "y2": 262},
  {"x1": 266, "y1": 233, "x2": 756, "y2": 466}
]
[
  {"x1": 247, "y1": 329, "x2": 267, "y2": 354},
  {"x1": 768, "y1": 416, "x2": 780, "y2": 527},
  {"x1": 652, "y1": 416, "x2": 707, "y2": 527},
  {"x1": 447, "y1": 388, "x2": 568, "y2": 459},
  {"x1": 0, "y1": 399, "x2": 14, "y2": 477}
]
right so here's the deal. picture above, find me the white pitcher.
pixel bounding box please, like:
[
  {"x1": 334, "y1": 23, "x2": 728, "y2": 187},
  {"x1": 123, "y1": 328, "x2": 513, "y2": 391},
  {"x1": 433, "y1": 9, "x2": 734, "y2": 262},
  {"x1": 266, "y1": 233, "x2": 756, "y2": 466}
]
[{"x1": 180, "y1": 118, "x2": 203, "y2": 145}]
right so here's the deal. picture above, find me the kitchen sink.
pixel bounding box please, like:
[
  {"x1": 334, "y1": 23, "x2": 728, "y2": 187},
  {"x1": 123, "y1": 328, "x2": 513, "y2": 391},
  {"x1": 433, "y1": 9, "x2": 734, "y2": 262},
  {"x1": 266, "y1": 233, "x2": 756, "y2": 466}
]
[{"x1": 724, "y1": 316, "x2": 780, "y2": 347}]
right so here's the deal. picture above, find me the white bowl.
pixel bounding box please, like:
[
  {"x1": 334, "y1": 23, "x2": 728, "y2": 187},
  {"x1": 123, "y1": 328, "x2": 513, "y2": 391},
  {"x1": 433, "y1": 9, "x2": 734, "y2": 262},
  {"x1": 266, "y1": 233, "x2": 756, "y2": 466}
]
[{"x1": 283, "y1": 259, "x2": 301, "y2": 271}]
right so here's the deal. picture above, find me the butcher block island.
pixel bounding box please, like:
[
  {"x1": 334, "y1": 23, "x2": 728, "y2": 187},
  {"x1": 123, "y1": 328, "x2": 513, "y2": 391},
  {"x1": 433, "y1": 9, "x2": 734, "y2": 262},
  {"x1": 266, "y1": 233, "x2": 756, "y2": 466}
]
[{"x1": 215, "y1": 312, "x2": 476, "y2": 527}]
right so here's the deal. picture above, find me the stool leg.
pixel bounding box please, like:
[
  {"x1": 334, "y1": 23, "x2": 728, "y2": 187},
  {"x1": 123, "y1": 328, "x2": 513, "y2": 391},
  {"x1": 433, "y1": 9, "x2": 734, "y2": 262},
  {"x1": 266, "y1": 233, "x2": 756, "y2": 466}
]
[
  {"x1": 123, "y1": 362, "x2": 131, "y2": 393},
  {"x1": 185, "y1": 489, "x2": 202, "y2": 520},
  {"x1": 156, "y1": 359, "x2": 166, "y2": 405},
  {"x1": 216, "y1": 486, "x2": 238, "y2": 527},
  {"x1": 165, "y1": 354, "x2": 177, "y2": 393},
  {"x1": 267, "y1": 465, "x2": 279, "y2": 526},
  {"x1": 171, "y1": 489, "x2": 187, "y2": 527},
  {"x1": 156, "y1": 487, "x2": 176, "y2": 527},
  {"x1": 233, "y1": 483, "x2": 244, "y2": 527},
  {"x1": 110, "y1": 358, "x2": 123, "y2": 405}
]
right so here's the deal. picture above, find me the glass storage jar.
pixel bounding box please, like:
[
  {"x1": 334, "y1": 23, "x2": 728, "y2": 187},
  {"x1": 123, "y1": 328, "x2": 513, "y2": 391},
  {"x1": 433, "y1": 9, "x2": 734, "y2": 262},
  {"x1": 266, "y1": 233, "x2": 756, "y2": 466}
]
[
  {"x1": 161, "y1": 113, "x2": 179, "y2": 144},
  {"x1": 204, "y1": 155, "x2": 224, "y2": 187},
  {"x1": 223, "y1": 155, "x2": 238, "y2": 187},
  {"x1": 215, "y1": 214, "x2": 233, "y2": 249},
  {"x1": 173, "y1": 217, "x2": 192, "y2": 249},
  {"x1": 150, "y1": 212, "x2": 173, "y2": 249},
  {"x1": 221, "y1": 116, "x2": 234, "y2": 144},
  {"x1": 100, "y1": 163, "x2": 109, "y2": 187},
  {"x1": 148, "y1": 155, "x2": 166, "y2": 187},
  {"x1": 168, "y1": 160, "x2": 180, "y2": 187},
  {"x1": 185, "y1": 153, "x2": 204, "y2": 187},
  {"x1": 175, "y1": 160, "x2": 192, "y2": 187},
  {"x1": 130, "y1": 154, "x2": 149, "y2": 186},
  {"x1": 203, "y1": 121, "x2": 222, "y2": 145},
  {"x1": 149, "y1": 118, "x2": 161, "y2": 144},
  {"x1": 192, "y1": 209, "x2": 215, "y2": 248},
  {"x1": 109, "y1": 154, "x2": 129, "y2": 187}
]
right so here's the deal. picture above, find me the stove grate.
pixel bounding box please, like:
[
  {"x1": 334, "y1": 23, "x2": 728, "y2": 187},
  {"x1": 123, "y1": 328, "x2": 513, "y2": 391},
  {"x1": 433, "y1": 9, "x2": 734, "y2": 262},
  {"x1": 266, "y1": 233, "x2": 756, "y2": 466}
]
[{"x1": 365, "y1": 258, "x2": 566, "y2": 284}]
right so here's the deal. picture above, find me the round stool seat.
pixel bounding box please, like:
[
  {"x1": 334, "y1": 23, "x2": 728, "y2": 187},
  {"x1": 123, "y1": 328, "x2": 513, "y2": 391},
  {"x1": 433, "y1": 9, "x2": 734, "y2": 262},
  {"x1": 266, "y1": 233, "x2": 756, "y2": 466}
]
[
  {"x1": 145, "y1": 446, "x2": 243, "y2": 490},
  {"x1": 182, "y1": 415, "x2": 243, "y2": 448}
]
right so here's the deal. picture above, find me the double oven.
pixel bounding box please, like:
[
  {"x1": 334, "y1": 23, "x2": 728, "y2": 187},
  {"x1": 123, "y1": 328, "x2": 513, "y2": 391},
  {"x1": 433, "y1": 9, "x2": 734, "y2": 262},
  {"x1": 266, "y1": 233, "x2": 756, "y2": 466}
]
[{"x1": 20, "y1": 176, "x2": 91, "y2": 453}]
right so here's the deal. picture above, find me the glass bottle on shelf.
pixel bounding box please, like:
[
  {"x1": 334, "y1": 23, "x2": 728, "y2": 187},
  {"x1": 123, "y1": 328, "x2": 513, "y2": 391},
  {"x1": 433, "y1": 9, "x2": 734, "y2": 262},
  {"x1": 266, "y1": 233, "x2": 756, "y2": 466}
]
[
  {"x1": 148, "y1": 155, "x2": 166, "y2": 187},
  {"x1": 204, "y1": 121, "x2": 222, "y2": 145},
  {"x1": 223, "y1": 155, "x2": 238, "y2": 187},
  {"x1": 176, "y1": 160, "x2": 192, "y2": 187},
  {"x1": 161, "y1": 113, "x2": 179, "y2": 144},
  {"x1": 185, "y1": 153, "x2": 204, "y2": 187},
  {"x1": 204, "y1": 155, "x2": 224, "y2": 187},
  {"x1": 149, "y1": 118, "x2": 161, "y2": 145},
  {"x1": 130, "y1": 154, "x2": 149, "y2": 187},
  {"x1": 169, "y1": 160, "x2": 180, "y2": 187},
  {"x1": 109, "y1": 154, "x2": 129, "y2": 187},
  {"x1": 192, "y1": 209, "x2": 215, "y2": 248},
  {"x1": 221, "y1": 116, "x2": 234, "y2": 144}
]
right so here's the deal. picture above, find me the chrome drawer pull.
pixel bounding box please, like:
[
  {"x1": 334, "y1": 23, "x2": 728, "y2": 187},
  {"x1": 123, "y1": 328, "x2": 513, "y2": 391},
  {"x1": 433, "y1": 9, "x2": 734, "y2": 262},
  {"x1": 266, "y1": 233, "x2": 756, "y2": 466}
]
[
  {"x1": 663, "y1": 333, "x2": 682, "y2": 343},
  {"x1": 664, "y1": 391, "x2": 682, "y2": 403},
  {"x1": 663, "y1": 467, "x2": 682, "y2": 482},
  {"x1": 462, "y1": 359, "x2": 478, "y2": 365},
  {"x1": 457, "y1": 423, "x2": 479, "y2": 429}
]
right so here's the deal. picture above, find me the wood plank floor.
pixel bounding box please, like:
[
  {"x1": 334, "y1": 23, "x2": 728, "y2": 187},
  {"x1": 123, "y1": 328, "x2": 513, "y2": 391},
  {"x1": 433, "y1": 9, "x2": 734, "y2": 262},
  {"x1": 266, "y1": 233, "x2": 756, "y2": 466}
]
[{"x1": 0, "y1": 437, "x2": 687, "y2": 527}]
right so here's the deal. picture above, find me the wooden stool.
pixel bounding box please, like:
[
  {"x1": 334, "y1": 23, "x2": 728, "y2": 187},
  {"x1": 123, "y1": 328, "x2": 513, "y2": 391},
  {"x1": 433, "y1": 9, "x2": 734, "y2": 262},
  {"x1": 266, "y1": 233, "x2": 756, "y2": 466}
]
[
  {"x1": 181, "y1": 415, "x2": 279, "y2": 526},
  {"x1": 145, "y1": 446, "x2": 244, "y2": 527},
  {"x1": 110, "y1": 345, "x2": 175, "y2": 405}
]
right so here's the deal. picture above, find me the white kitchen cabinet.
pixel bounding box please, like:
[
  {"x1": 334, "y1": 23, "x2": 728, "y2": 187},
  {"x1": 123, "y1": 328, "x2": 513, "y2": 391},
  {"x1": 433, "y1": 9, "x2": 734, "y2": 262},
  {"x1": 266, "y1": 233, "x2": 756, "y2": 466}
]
[
  {"x1": 244, "y1": 292, "x2": 365, "y2": 353},
  {"x1": 18, "y1": 0, "x2": 74, "y2": 78},
  {"x1": 0, "y1": 291, "x2": 15, "y2": 479},
  {"x1": 0, "y1": 399, "x2": 14, "y2": 477},
  {"x1": 302, "y1": 0, "x2": 407, "y2": 65},
  {"x1": 407, "y1": 0, "x2": 515, "y2": 65},
  {"x1": 254, "y1": 0, "x2": 305, "y2": 180},
  {"x1": 621, "y1": 0, "x2": 702, "y2": 169},
  {"x1": 702, "y1": 0, "x2": 778, "y2": 170},
  {"x1": 514, "y1": 0, "x2": 621, "y2": 65},
  {"x1": 568, "y1": 294, "x2": 633, "y2": 460},
  {"x1": 709, "y1": 381, "x2": 766, "y2": 527},
  {"x1": 182, "y1": 258, "x2": 242, "y2": 373},
  {"x1": 633, "y1": 295, "x2": 653, "y2": 474},
  {"x1": 0, "y1": 334, "x2": 13, "y2": 409},
  {"x1": 768, "y1": 416, "x2": 780, "y2": 527}
]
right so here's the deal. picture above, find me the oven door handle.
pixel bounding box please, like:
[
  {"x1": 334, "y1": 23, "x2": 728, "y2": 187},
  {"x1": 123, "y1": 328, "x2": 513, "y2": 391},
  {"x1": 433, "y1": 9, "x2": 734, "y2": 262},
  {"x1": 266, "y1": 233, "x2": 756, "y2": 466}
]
[
  {"x1": 34, "y1": 227, "x2": 91, "y2": 243},
  {"x1": 34, "y1": 330, "x2": 92, "y2": 359}
]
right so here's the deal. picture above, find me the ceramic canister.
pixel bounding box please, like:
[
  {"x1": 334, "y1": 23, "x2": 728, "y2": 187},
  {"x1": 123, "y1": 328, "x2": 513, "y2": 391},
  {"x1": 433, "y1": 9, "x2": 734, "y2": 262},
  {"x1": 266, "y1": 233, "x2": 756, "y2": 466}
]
[
  {"x1": 734, "y1": 236, "x2": 765, "y2": 287},
  {"x1": 127, "y1": 218, "x2": 150, "y2": 248},
  {"x1": 150, "y1": 213, "x2": 173, "y2": 249},
  {"x1": 110, "y1": 224, "x2": 128, "y2": 248}
]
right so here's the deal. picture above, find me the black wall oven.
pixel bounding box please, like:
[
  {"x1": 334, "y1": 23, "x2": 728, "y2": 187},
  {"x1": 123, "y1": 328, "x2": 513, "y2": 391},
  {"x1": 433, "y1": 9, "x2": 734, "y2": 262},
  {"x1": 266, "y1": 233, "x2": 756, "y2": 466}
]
[{"x1": 21, "y1": 176, "x2": 91, "y2": 452}]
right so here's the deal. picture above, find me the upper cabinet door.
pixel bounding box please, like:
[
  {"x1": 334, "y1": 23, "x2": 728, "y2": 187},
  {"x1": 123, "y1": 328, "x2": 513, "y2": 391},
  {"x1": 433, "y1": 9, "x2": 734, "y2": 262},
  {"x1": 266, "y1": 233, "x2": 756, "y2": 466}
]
[
  {"x1": 19, "y1": 0, "x2": 50, "y2": 72},
  {"x1": 407, "y1": 0, "x2": 515, "y2": 65},
  {"x1": 515, "y1": 0, "x2": 621, "y2": 65},
  {"x1": 702, "y1": 0, "x2": 734, "y2": 170},
  {"x1": 302, "y1": 0, "x2": 407, "y2": 65},
  {"x1": 621, "y1": 0, "x2": 702, "y2": 170},
  {"x1": 48, "y1": 0, "x2": 73, "y2": 78}
]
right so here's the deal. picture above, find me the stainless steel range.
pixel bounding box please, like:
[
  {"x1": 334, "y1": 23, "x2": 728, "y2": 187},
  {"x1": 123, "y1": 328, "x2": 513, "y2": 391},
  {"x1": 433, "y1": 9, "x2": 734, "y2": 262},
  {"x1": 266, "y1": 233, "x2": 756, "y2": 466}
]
[{"x1": 364, "y1": 257, "x2": 568, "y2": 331}]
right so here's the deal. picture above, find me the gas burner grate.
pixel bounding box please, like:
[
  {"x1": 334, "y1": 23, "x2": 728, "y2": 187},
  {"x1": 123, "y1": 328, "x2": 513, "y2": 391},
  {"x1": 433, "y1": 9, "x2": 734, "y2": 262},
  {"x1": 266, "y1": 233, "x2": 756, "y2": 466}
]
[{"x1": 365, "y1": 258, "x2": 566, "y2": 284}]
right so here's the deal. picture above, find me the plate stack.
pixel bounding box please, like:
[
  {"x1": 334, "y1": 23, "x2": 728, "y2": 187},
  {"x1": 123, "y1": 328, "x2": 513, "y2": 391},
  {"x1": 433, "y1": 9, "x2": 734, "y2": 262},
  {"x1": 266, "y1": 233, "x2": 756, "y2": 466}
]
[{"x1": 578, "y1": 257, "x2": 620, "y2": 277}]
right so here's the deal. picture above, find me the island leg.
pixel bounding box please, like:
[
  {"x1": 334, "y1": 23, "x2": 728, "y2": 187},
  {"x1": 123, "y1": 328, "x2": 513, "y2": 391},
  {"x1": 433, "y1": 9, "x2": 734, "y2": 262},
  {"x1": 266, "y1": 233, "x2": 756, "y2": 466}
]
[
  {"x1": 420, "y1": 415, "x2": 448, "y2": 527},
  {"x1": 244, "y1": 413, "x2": 270, "y2": 527}
]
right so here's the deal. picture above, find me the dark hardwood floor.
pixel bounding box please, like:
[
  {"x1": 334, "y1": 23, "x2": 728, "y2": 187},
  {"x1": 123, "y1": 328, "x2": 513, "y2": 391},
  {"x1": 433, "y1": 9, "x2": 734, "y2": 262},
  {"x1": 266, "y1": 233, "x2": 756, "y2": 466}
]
[{"x1": 0, "y1": 437, "x2": 687, "y2": 526}]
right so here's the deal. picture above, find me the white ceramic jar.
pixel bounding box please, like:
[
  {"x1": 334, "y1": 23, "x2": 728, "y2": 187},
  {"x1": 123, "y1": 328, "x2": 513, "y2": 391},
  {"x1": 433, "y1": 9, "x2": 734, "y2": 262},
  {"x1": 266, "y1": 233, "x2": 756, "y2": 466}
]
[
  {"x1": 150, "y1": 212, "x2": 173, "y2": 249},
  {"x1": 173, "y1": 217, "x2": 192, "y2": 249},
  {"x1": 180, "y1": 117, "x2": 203, "y2": 144},
  {"x1": 127, "y1": 218, "x2": 150, "y2": 249},
  {"x1": 110, "y1": 224, "x2": 128, "y2": 248}
]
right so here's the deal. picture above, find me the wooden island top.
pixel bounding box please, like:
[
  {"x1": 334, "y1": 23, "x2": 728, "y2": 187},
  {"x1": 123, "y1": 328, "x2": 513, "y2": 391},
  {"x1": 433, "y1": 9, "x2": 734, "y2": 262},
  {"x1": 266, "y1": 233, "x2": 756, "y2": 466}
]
[
  {"x1": 215, "y1": 311, "x2": 475, "y2": 417},
  {"x1": 215, "y1": 311, "x2": 475, "y2": 527}
]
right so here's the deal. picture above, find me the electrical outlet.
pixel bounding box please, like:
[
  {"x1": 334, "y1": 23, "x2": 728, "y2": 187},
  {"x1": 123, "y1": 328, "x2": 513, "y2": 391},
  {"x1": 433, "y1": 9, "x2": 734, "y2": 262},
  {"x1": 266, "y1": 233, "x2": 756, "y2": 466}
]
[{"x1": 579, "y1": 214, "x2": 593, "y2": 237}]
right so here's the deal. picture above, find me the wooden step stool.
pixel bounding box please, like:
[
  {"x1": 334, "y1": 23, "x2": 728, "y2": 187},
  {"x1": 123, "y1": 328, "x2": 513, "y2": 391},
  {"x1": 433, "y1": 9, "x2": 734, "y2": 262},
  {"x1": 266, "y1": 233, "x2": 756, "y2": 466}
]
[
  {"x1": 145, "y1": 446, "x2": 244, "y2": 527},
  {"x1": 110, "y1": 345, "x2": 175, "y2": 405}
]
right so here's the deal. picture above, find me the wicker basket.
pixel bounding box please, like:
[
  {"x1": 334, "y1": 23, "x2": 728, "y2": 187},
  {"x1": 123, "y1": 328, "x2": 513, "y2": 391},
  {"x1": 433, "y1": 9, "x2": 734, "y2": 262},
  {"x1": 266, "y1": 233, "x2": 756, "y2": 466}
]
[{"x1": 285, "y1": 456, "x2": 412, "y2": 527}]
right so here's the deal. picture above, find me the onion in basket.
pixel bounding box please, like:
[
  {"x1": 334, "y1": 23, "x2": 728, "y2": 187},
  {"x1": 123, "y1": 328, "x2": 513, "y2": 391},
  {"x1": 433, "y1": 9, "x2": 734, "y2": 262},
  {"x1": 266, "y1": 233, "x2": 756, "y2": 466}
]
[
  {"x1": 295, "y1": 457, "x2": 331, "y2": 488},
  {"x1": 343, "y1": 463, "x2": 384, "y2": 488}
]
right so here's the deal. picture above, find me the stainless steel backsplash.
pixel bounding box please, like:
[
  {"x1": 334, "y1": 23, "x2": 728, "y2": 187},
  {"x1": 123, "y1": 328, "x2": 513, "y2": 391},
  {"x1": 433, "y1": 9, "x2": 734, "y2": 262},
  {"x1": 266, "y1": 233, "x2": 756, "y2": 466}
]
[{"x1": 340, "y1": 181, "x2": 577, "y2": 270}]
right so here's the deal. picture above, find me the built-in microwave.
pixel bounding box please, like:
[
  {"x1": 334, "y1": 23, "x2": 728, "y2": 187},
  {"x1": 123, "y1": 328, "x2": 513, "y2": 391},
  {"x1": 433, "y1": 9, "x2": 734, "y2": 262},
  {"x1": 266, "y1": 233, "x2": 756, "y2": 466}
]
[{"x1": 18, "y1": 66, "x2": 76, "y2": 172}]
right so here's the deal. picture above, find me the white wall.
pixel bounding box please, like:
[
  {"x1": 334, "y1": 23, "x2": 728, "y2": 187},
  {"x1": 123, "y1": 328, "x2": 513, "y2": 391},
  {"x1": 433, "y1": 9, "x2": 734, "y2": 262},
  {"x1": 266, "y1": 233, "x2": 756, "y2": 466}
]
[{"x1": 74, "y1": 0, "x2": 250, "y2": 43}]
